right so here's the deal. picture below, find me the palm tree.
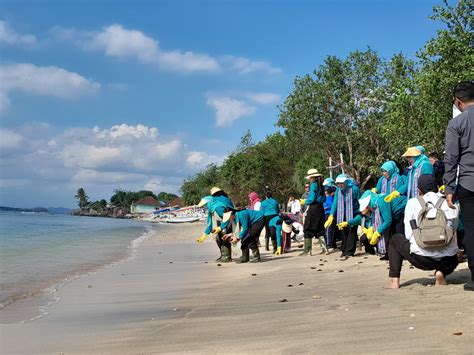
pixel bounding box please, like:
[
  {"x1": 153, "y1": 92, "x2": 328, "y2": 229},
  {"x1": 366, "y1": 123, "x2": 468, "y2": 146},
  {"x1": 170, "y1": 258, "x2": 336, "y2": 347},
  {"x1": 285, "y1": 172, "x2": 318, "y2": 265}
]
[{"x1": 75, "y1": 188, "x2": 90, "y2": 209}]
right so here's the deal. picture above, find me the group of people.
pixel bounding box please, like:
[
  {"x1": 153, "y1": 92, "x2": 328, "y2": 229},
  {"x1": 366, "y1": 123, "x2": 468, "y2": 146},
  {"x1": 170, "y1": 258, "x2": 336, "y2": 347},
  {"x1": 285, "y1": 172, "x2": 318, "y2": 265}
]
[{"x1": 196, "y1": 80, "x2": 474, "y2": 292}]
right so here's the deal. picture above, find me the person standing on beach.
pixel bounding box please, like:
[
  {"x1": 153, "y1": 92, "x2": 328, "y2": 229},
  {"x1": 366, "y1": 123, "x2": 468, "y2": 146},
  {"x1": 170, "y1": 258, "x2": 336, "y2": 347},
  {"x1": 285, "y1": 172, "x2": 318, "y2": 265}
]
[
  {"x1": 386, "y1": 147, "x2": 433, "y2": 202},
  {"x1": 323, "y1": 178, "x2": 337, "y2": 250},
  {"x1": 248, "y1": 191, "x2": 261, "y2": 211},
  {"x1": 374, "y1": 161, "x2": 407, "y2": 195},
  {"x1": 260, "y1": 191, "x2": 280, "y2": 252},
  {"x1": 300, "y1": 182, "x2": 310, "y2": 215},
  {"x1": 300, "y1": 169, "x2": 327, "y2": 256},
  {"x1": 326, "y1": 174, "x2": 360, "y2": 258},
  {"x1": 222, "y1": 208, "x2": 265, "y2": 263},
  {"x1": 444, "y1": 81, "x2": 474, "y2": 291},
  {"x1": 196, "y1": 187, "x2": 234, "y2": 262}
]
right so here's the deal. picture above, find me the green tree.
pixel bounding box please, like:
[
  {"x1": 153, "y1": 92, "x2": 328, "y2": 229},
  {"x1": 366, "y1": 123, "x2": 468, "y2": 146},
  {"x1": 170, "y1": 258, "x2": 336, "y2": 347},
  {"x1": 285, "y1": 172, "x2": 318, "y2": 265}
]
[
  {"x1": 74, "y1": 188, "x2": 90, "y2": 209},
  {"x1": 157, "y1": 192, "x2": 178, "y2": 202},
  {"x1": 181, "y1": 164, "x2": 221, "y2": 206}
]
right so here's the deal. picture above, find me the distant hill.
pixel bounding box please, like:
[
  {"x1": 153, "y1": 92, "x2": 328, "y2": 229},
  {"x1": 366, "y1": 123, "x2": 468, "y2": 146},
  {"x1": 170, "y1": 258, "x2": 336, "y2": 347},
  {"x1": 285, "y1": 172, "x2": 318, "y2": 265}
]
[{"x1": 0, "y1": 206, "x2": 71, "y2": 214}]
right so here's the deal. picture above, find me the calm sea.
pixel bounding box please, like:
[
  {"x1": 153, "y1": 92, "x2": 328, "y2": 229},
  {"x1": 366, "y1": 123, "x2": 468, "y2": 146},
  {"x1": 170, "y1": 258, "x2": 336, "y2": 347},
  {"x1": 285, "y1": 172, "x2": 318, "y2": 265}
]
[{"x1": 0, "y1": 211, "x2": 152, "y2": 310}]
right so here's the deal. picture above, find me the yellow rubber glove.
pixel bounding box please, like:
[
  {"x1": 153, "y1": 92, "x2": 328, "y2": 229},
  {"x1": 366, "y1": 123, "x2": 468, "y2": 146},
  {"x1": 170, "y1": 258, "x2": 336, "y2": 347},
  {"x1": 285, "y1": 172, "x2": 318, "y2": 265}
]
[
  {"x1": 384, "y1": 190, "x2": 400, "y2": 203},
  {"x1": 365, "y1": 226, "x2": 374, "y2": 239},
  {"x1": 337, "y1": 221, "x2": 349, "y2": 230},
  {"x1": 275, "y1": 246, "x2": 282, "y2": 255},
  {"x1": 196, "y1": 233, "x2": 207, "y2": 243},
  {"x1": 369, "y1": 231, "x2": 381, "y2": 246},
  {"x1": 371, "y1": 188, "x2": 377, "y2": 193},
  {"x1": 439, "y1": 185, "x2": 445, "y2": 193},
  {"x1": 324, "y1": 215, "x2": 334, "y2": 228},
  {"x1": 299, "y1": 199, "x2": 306, "y2": 205},
  {"x1": 211, "y1": 226, "x2": 222, "y2": 234}
]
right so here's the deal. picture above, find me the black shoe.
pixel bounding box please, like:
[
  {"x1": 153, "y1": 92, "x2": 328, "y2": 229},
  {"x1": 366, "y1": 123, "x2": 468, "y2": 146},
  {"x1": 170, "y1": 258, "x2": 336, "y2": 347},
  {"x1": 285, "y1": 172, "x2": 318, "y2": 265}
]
[
  {"x1": 464, "y1": 281, "x2": 474, "y2": 291},
  {"x1": 379, "y1": 255, "x2": 389, "y2": 261}
]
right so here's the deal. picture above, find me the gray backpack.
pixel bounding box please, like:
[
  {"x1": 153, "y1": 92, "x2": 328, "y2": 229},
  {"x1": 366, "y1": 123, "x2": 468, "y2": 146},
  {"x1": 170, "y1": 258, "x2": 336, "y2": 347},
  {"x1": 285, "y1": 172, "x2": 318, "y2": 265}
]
[{"x1": 413, "y1": 196, "x2": 454, "y2": 249}]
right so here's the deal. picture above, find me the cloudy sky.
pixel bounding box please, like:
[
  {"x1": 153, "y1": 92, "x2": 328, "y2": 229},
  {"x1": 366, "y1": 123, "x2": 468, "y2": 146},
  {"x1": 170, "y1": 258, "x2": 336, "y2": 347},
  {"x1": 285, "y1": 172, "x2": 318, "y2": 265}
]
[{"x1": 1, "y1": 0, "x2": 441, "y2": 208}]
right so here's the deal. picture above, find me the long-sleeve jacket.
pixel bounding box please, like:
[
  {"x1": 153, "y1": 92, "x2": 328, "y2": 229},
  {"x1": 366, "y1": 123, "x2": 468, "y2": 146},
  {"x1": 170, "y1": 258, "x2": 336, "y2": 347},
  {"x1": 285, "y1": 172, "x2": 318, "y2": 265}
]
[
  {"x1": 269, "y1": 215, "x2": 283, "y2": 247},
  {"x1": 305, "y1": 181, "x2": 325, "y2": 205},
  {"x1": 204, "y1": 197, "x2": 233, "y2": 235},
  {"x1": 405, "y1": 155, "x2": 434, "y2": 198},
  {"x1": 330, "y1": 184, "x2": 361, "y2": 217},
  {"x1": 444, "y1": 106, "x2": 474, "y2": 195},
  {"x1": 235, "y1": 209, "x2": 264, "y2": 239},
  {"x1": 261, "y1": 197, "x2": 280, "y2": 217},
  {"x1": 323, "y1": 195, "x2": 334, "y2": 215}
]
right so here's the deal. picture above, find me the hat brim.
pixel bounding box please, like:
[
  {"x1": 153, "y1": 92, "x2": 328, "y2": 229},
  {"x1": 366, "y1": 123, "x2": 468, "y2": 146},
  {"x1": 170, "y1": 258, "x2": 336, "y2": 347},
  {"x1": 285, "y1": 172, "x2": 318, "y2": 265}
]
[
  {"x1": 222, "y1": 211, "x2": 233, "y2": 223},
  {"x1": 305, "y1": 173, "x2": 323, "y2": 179},
  {"x1": 359, "y1": 196, "x2": 371, "y2": 211},
  {"x1": 335, "y1": 178, "x2": 347, "y2": 184},
  {"x1": 402, "y1": 149, "x2": 421, "y2": 158},
  {"x1": 282, "y1": 222, "x2": 293, "y2": 234}
]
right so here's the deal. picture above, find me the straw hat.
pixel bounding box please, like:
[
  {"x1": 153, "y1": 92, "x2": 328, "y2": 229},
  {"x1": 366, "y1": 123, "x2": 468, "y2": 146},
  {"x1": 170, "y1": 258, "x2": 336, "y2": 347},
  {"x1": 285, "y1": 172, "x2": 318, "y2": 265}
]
[
  {"x1": 197, "y1": 196, "x2": 212, "y2": 207},
  {"x1": 402, "y1": 147, "x2": 422, "y2": 158},
  {"x1": 282, "y1": 220, "x2": 293, "y2": 234},
  {"x1": 210, "y1": 186, "x2": 222, "y2": 195},
  {"x1": 305, "y1": 168, "x2": 323, "y2": 179},
  {"x1": 223, "y1": 210, "x2": 234, "y2": 222}
]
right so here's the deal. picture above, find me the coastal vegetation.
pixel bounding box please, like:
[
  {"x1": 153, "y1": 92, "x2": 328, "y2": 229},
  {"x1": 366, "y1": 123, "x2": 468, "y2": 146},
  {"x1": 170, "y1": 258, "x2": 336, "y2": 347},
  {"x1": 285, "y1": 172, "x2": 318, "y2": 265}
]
[{"x1": 181, "y1": 0, "x2": 474, "y2": 207}]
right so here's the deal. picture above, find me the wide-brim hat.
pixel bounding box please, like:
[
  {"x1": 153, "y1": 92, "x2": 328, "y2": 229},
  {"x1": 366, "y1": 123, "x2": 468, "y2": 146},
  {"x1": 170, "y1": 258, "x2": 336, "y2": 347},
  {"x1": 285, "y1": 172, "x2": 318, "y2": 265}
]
[
  {"x1": 305, "y1": 168, "x2": 323, "y2": 179},
  {"x1": 402, "y1": 147, "x2": 422, "y2": 158},
  {"x1": 282, "y1": 220, "x2": 293, "y2": 233},
  {"x1": 359, "y1": 195, "x2": 371, "y2": 211},
  {"x1": 197, "y1": 196, "x2": 212, "y2": 207},
  {"x1": 223, "y1": 210, "x2": 234, "y2": 222},
  {"x1": 210, "y1": 186, "x2": 222, "y2": 195}
]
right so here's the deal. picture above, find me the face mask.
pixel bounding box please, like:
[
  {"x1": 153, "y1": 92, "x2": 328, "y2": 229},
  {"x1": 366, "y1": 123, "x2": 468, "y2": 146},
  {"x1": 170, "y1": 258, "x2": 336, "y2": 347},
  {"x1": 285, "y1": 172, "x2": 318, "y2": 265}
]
[{"x1": 453, "y1": 104, "x2": 462, "y2": 118}]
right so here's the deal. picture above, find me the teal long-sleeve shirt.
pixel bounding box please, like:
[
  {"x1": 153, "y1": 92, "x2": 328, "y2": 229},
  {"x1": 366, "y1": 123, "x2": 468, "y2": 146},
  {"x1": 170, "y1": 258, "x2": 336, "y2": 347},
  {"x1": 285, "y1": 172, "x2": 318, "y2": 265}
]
[
  {"x1": 204, "y1": 197, "x2": 234, "y2": 235},
  {"x1": 261, "y1": 197, "x2": 280, "y2": 216},
  {"x1": 330, "y1": 185, "x2": 361, "y2": 217},
  {"x1": 375, "y1": 174, "x2": 408, "y2": 195},
  {"x1": 269, "y1": 215, "x2": 283, "y2": 247},
  {"x1": 235, "y1": 209, "x2": 264, "y2": 239},
  {"x1": 305, "y1": 181, "x2": 325, "y2": 205}
]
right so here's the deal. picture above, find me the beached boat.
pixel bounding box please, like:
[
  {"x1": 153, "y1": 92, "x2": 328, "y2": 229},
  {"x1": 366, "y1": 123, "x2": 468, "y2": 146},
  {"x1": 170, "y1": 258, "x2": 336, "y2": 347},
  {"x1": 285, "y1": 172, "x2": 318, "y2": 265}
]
[{"x1": 164, "y1": 216, "x2": 200, "y2": 223}]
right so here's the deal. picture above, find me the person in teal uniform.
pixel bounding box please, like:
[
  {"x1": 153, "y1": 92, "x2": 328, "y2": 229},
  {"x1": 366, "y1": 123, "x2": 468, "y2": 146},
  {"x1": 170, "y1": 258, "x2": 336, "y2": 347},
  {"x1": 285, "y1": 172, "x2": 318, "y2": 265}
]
[
  {"x1": 222, "y1": 208, "x2": 265, "y2": 263},
  {"x1": 375, "y1": 161, "x2": 407, "y2": 195},
  {"x1": 197, "y1": 189, "x2": 234, "y2": 262},
  {"x1": 301, "y1": 169, "x2": 327, "y2": 255},
  {"x1": 269, "y1": 215, "x2": 293, "y2": 255},
  {"x1": 260, "y1": 191, "x2": 280, "y2": 252},
  {"x1": 326, "y1": 174, "x2": 361, "y2": 257},
  {"x1": 385, "y1": 146, "x2": 434, "y2": 202},
  {"x1": 343, "y1": 190, "x2": 407, "y2": 259}
]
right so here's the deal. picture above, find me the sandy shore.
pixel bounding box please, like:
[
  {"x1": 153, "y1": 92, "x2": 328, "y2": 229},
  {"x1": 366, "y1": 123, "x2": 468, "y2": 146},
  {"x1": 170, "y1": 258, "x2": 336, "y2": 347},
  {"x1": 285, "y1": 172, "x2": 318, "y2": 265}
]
[{"x1": 1, "y1": 222, "x2": 473, "y2": 354}]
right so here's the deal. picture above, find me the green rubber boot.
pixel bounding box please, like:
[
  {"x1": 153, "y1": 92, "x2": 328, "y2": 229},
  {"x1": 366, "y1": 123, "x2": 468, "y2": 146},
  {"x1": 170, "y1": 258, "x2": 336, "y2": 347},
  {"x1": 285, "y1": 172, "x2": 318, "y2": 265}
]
[
  {"x1": 251, "y1": 247, "x2": 262, "y2": 262},
  {"x1": 299, "y1": 238, "x2": 312, "y2": 256},
  {"x1": 317, "y1": 236, "x2": 328, "y2": 254},
  {"x1": 220, "y1": 244, "x2": 232, "y2": 262},
  {"x1": 236, "y1": 248, "x2": 250, "y2": 263},
  {"x1": 265, "y1": 237, "x2": 270, "y2": 251},
  {"x1": 272, "y1": 239, "x2": 277, "y2": 254},
  {"x1": 215, "y1": 239, "x2": 223, "y2": 262}
]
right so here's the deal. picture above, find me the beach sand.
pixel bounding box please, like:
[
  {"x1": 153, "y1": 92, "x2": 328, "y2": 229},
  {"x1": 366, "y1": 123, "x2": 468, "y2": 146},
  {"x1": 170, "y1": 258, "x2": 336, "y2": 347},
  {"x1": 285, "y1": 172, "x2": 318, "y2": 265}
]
[{"x1": 1, "y1": 222, "x2": 473, "y2": 354}]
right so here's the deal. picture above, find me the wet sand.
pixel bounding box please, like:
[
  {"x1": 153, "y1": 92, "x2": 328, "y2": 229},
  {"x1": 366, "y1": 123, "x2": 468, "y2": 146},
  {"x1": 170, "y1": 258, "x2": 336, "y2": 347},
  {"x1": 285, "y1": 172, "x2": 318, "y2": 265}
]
[{"x1": 1, "y1": 223, "x2": 473, "y2": 354}]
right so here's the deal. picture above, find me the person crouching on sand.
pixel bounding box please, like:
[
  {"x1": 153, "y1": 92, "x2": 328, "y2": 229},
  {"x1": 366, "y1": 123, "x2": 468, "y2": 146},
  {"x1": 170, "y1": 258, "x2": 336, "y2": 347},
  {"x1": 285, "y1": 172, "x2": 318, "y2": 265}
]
[
  {"x1": 269, "y1": 215, "x2": 293, "y2": 255},
  {"x1": 386, "y1": 174, "x2": 459, "y2": 289},
  {"x1": 222, "y1": 207, "x2": 265, "y2": 263}
]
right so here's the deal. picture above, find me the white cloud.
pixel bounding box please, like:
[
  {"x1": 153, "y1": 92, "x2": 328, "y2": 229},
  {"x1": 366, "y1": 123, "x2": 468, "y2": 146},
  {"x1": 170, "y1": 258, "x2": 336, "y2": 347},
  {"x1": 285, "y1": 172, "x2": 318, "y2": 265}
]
[
  {"x1": 0, "y1": 129, "x2": 23, "y2": 150},
  {"x1": 223, "y1": 55, "x2": 282, "y2": 75},
  {"x1": 245, "y1": 92, "x2": 281, "y2": 104},
  {"x1": 56, "y1": 24, "x2": 220, "y2": 73},
  {"x1": 0, "y1": 123, "x2": 225, "y2": 206},
  {"x1": 206, "y1": 95, "x2": 256, "y2": 127},
  {"x1": 0, "y1": 63, "x2": 100, "y2": 114},
  {"x1": 0, "y1": 21, "x2": 36, "y2": 46}
]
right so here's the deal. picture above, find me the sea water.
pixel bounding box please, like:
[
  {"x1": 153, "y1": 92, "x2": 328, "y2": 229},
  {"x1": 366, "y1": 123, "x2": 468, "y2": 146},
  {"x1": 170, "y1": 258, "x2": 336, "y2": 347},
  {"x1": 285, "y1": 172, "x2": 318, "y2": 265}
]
[{"x1": 0, "y1": 211, "x2": 152, "y2": 313}]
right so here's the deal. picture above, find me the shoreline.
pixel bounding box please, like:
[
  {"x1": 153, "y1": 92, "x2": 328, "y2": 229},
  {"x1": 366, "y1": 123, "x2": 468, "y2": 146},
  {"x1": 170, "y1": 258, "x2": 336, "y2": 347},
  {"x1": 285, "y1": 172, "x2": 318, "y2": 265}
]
[{"x1": 1, "y1": 223, "x2": 473, "y2": 354}]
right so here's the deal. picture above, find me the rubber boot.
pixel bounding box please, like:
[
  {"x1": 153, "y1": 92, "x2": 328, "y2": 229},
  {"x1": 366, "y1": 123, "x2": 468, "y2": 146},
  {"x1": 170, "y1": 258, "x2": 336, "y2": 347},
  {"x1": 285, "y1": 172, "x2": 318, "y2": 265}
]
[
  {"x1": 215, "y1": 239, "x2": 223, "y2": 262},
  {"x1": 251, "y1": 247, "x2": 261, "y2": 262},
  {"x1": 265, "y1": 237, "x2": 270, "y2": 251},
  {"x1": 220, "y1": 244, "x2": 232, "y2": 262},
  {"x1": 236, "y1": 248, "x2": 250, "y2": 263},
  {"x1": 299, "y1": 238, "x2": 312, "y2": 256},
  {"x1": 271, "y1": 239, "x2": 277, "y2": 254},
  {"x1": 317, "y1": 236, "x2": 328, "y2": 254}
]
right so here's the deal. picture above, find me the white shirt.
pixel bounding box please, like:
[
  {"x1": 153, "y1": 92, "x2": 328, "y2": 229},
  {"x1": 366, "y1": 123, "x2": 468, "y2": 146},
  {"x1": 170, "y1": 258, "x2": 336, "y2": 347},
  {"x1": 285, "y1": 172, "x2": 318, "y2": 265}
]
[
  {"x1": 289, "y1": 200, "x2": 301, "y2": 214},
  {"x1": 404, "y1": 192, "x2": 458, "y2": 258},
  {"x1": 292, "y1": 222, "x2": 304, "y2": 241},
  {"x1": 253, "y1": 201, "x2": 261, "y2": 211}
]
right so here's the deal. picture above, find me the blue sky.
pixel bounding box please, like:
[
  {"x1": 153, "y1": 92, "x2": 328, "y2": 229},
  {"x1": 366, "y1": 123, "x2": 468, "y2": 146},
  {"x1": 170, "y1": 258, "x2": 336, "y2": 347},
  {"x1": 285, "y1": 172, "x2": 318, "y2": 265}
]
[{"x1": 0, "y1": 0, "x2": 443, "y2": 208}]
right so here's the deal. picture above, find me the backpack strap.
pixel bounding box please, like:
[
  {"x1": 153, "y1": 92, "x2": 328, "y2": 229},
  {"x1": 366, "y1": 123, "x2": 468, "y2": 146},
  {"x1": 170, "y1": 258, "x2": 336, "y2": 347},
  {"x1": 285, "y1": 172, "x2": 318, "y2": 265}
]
[
  {"x1": 416, "y1": 196, "x2": 426, "y2": 209},
  {"x1": 434, "y1": 196, "x2": 446, "y2": 209}
]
